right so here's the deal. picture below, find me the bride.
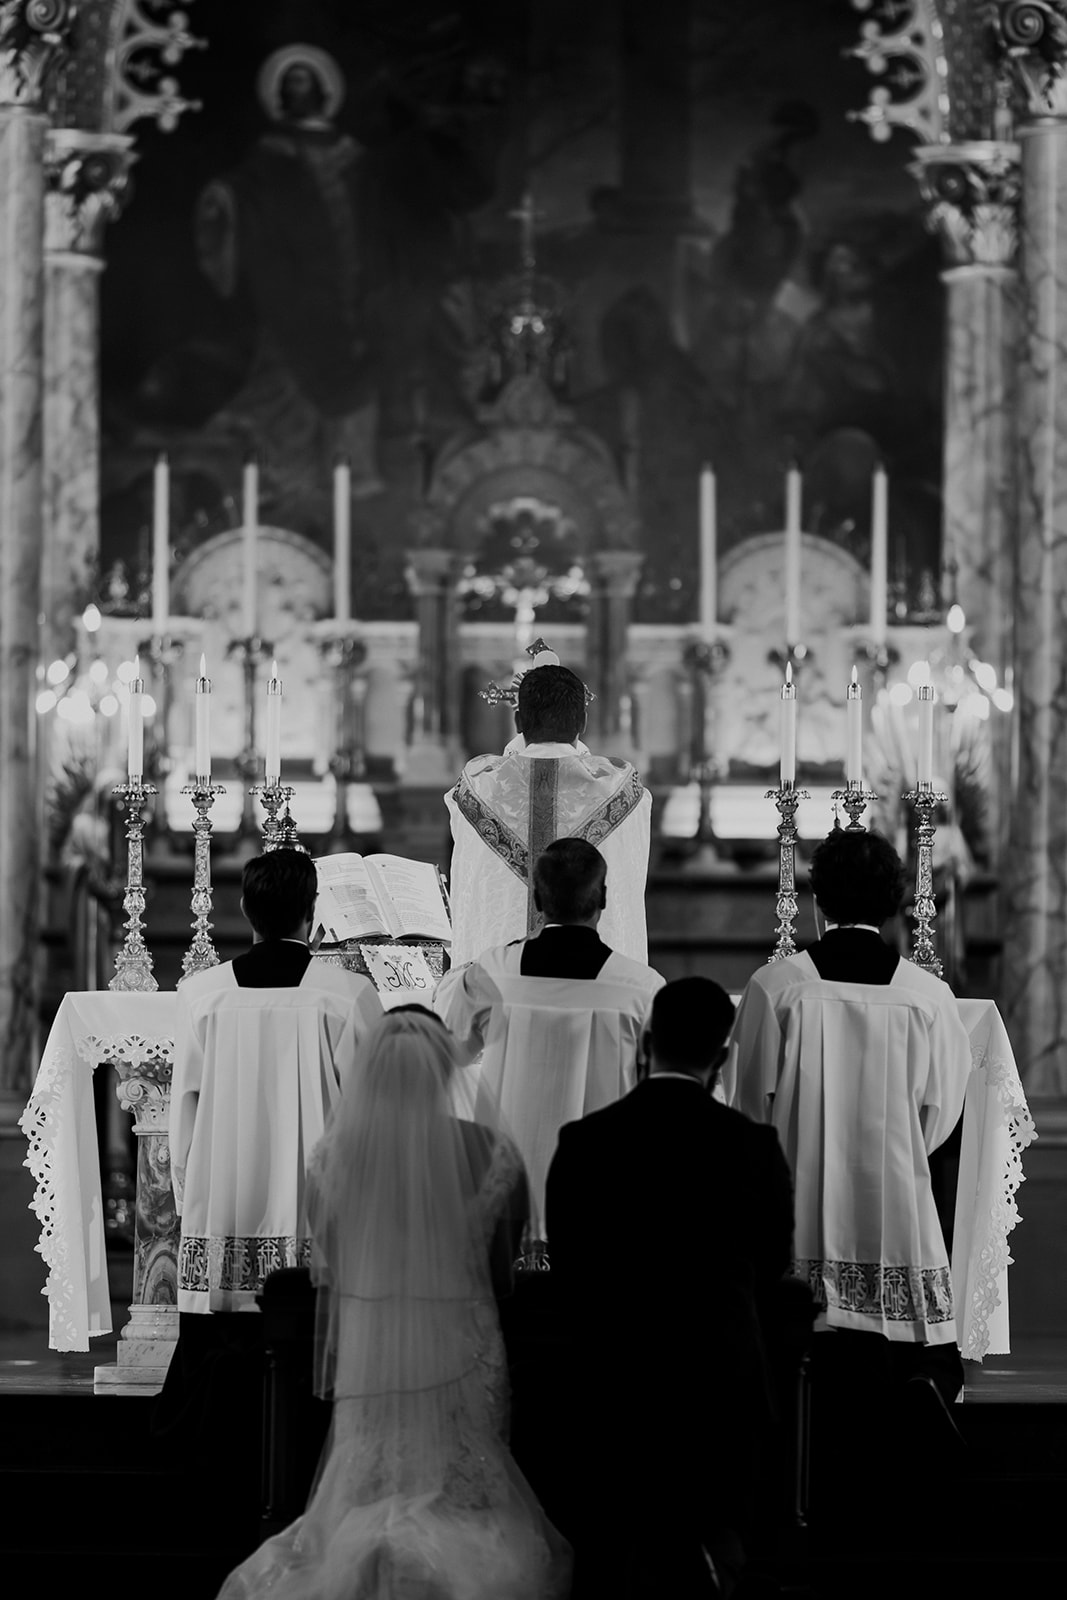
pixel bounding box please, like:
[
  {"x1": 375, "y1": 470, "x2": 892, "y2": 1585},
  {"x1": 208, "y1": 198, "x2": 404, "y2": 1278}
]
[{"x1": 217, "y1": 1007, "x2": 570, "y2": 1600}]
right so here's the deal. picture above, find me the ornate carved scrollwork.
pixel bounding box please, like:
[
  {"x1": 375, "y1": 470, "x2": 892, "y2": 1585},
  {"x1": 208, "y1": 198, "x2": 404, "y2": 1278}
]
[
  {"x1": 989, "y1": 1, "x2": 1067, "y2": 117},
  {"x1": 847, "y1": 0, "x2": 948, "y2": 144},
  {"x1": 910, "y1": 140, "x2": 1022, "y2": 270},
  {"x1": 111, "y1": 0, "x2": 205, "y2": 134},
  {"x1": 0, "y1": 0, "x2": 75, "y2": 107},
  {"x1": 44, "y1": 126, "x2": 134, "y2": 255}
]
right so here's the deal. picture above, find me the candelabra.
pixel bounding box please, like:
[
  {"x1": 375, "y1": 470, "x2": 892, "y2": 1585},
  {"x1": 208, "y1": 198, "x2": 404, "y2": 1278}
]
[
  {"x1": 904, "y1": 782, "x2": 947, "y2": 976},
  {"x1": 180, "y1": 781, "x2": 226, "y2": 977},
  {"x1": 310, "y1": 620, "x2": 369, "y2": 839},
  {"x1": 254, "y1": 781, "x2": 303, "y2": 852},
  {"x1": 227, "y1": 634, "x2": 272, "y2": 836},
  {"x1": 829, "y1": 779, "x2": 879, "y2": 832},
  {"x1": 681, "y1": 631, "x2": 732, "y2": 868},
  {"x1": 765, "y1": 782, "x2": 809, "y2": 961},
  {"x1": 109, "y1": 779, "x2": 159, "y2": 992}
]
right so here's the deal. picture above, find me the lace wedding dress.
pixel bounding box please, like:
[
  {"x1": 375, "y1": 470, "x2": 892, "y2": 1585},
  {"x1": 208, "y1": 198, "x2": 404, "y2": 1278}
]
[{"x1": 216, "y1": 1010, "x2": 570, "y2": 1600}]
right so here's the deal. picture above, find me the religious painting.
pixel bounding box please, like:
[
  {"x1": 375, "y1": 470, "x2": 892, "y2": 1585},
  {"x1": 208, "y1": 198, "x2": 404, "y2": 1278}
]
[{"x1": 99, "y1": 0, "x2": 941, "y2": 626}]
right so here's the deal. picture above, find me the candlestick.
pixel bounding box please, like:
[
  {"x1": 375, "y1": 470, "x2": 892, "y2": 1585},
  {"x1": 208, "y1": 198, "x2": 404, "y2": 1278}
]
[
  {"x1": 334, "y1": 456, "x2": 351, "y2": 623},
  {"x1": 254, "y1": 781, "x2": 302, "y2": 852},
  {"x1": 195, "y1": 653, "x2": 211, "y2": 781},
  {"x1": 784, "y1": 464, "x2": 802, "y2": 646},
  {"x1": 917, "y1": 680, "x2": 935, "y2": 786},
  {"x1": 780, "y1": 663, "x2": 797, "y2": 787},
  {"x1": 152, "y1": 453, "x2": 169, "y2": 634},
  {"x1": 127, "y1": 656, "x2": 144, "y2": 780},
  {"x1": 180, "y1": 780, "x2": 226, "y2": 978},
  {"x1": 870, "y1": 465, "x2": 888, "y2": 647},
  {"x1": 846, "y1": 666, "x2": 863, "y2": 785},
  {"x1": 242, "y1": 457, "x2": 259, "y2": 638},
  {"x1": 765, "y1": 782, "x2": 810, "y2": 961},
  {"x1": 109, "y1": 778, "x2": 158, "y2": 992},
  {"x1": 904, "y1": 781, "x2": 948, "y2": 975},
  {"x1": 699, "y1": 464, "x2": 717, "y2": 638},
  {"x1": 265, "y1": 659, "x2": 282, "y2": 783}
]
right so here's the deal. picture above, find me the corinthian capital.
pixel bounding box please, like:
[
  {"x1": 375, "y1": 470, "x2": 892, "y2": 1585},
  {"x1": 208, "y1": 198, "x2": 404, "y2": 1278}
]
[
  {"x1": 0, "y1": 0, "x2": 74, "y2": 108},
  {"x1": 910, "y1": 141, "x2": 1022, "y2": 272},
  {"x1": 990, "y1": 1, "x2": 1067, "y2": 118},
  {"x1": 44, "y1": 128, "x2": 135, "y2": 257}
]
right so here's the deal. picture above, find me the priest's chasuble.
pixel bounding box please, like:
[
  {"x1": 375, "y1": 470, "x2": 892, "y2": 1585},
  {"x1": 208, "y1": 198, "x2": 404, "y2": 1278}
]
[
  {"x1": 723, "y1": 952, "x2": 973, "y2": 1344},
  {"x1": 445, "y1": 740, "x2": 652, "y2": 965},
  {"x1": 435, "y1": 941, "x2": 664, "y2": 1234},
  {"x1": 171, "y1": 960, "x2": 383, "y2": 1313}
]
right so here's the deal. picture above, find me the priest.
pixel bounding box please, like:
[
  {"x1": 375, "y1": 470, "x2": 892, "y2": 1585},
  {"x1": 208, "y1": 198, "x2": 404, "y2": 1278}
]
[
  {"x1": 434, "y1": 837, "x2": 664, "y2": 1245},
  {"x1": 445, "y1": 646, "x2": 652, "y2": 964}
]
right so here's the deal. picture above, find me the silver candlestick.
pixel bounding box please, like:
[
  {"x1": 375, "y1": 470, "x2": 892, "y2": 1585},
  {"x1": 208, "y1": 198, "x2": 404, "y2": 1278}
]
[
  {"x1": 180, "y1": 780, "x2": 226, "y2": 977},
  {"x1": 904, "y1": 782, "x2": 947, "y2": 976},
  {"x1": 254, "y1": 781, "x2": 304, "y2": 852},
  {"x1": 766, "y1": 782, "x2": 809, "y2": 961},
  {"x1": 109, "y1": 779, "x2": 159, "y2": 992},
  {"x1": 830, "y1": 779, "x2": 879, "y2": 833}
]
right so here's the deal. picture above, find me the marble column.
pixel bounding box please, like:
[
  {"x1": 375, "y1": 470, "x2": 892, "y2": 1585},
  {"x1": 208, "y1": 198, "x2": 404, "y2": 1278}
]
[
  {"x1": 42, "y1": 128, "x2": 133, "y2": 664},
  {"x1": 0, "y1": 85, "x2": 47, "y2": 1131},
  {"x1": 991, "y1": 6, "x2": 1067, "y2": 1094},
  {"x1": 404, "y1": 547, "x2": 464, "y2": 783},
  {"x1": 585, "y1": 551, "x2": 643, "y2": 757},
  {"x1": 912, "y1": 141, "x2": 1021, "y2": 863},
  {"x1": 94, "y1": 1056, "x2": 178, "y2": 1392}
]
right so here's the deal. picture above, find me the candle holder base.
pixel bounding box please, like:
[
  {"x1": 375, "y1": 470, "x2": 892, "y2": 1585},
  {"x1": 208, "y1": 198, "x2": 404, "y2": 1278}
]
[
  {"x1": 180, "y1": 782, "x2": 226, "y2": 978},
  {"x1": 765, "y1": 785, "x2": 809, "y2": 962},
  {"x1": 109, "y1": 780, "x2": 159, "y2": 993},
  {"x1": 254, "y1": 783, "x2": 304, "y2": 853}
]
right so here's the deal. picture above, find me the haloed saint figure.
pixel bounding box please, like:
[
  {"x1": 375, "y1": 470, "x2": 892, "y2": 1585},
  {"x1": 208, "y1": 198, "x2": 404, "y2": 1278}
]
[{"x1": 195, "y1": 44, "x2": 381, "y2": 527}]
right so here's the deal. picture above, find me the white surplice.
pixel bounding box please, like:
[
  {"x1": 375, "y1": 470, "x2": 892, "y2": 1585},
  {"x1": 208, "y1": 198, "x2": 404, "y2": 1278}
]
[
  {"x1": 723, "y1": 952, "x2": 973, "y2": 1344},
  {"x1": 171, "y1": 960, "x2": 383, "y2": 1313},
  {"x1": 445, "y1": 739, "x2": 652, "y2": 966},
  {"x1": 434, "y1": 942, "x2": 664, "y2": 1234}
]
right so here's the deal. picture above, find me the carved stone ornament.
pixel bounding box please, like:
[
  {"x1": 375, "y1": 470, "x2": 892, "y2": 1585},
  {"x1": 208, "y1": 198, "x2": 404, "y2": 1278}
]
[
  {"x1": 990, "y1": 0, "x2": 1067, "y2": 118},
  {"x1": 0, "y1": 0, "x2": 75, "y2": 108},
  {"x1": 910, "y1": 140, "x2": 1022, "y2": 270},
  {"x1": 111, "y1": 0, "x2": 205, "y2": 134},
  {"x1": 44, "y1": 126, "x2": 135, "y2": 256},
  {"x1": 846, "y1": 0, "x2": 948, "y2": 144}
]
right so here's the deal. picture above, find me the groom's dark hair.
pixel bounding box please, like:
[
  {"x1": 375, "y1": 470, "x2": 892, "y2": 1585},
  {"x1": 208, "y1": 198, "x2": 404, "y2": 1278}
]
[
  {"x1": 241, "y1": 849, "x2": 318, "y2": 939},
  {"x1": 533, "y1": 838, "x2": 607, "y2": 923},
  {"x1": 649, "y1": 978, "x2": 735, "y2": 1074},
  {"x1": 517, "y1": 665, "x2": 586, "y2": 743}
]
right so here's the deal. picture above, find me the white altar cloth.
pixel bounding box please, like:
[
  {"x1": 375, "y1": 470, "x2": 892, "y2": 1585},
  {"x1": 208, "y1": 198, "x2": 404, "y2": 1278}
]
[
  {"x1": 19, "y1": 992, "x2": 177, "y2": 1352},
  {"x1": 21, "y1": 993, "x2": 1035, "y2": 1359}
]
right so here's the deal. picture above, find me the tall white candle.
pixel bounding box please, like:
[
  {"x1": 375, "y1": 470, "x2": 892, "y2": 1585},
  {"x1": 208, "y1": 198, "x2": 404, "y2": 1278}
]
[
  {"x1": 242, "y1": 457, "x2": 259, "y2": 639},
  {"x1": 917, "y1": 680, "x2": 935, "y2": 786},
  {"x1": 784, "y1": 464, "x2": 802, "y2": 646},
  {"x1": 870, "y1": 464, "x2": 888, "y2": 647},
  {"x1": 195, "y1": 653, "x2": 211, "y2": 781},
  {"x1": 127, "y1": 655, "x2": 144, "y2": 780},
  {"x1": 846, "y1": 666, "x2": 863, "y2": 784},
  {"x1": 152, "y1": 453, "x2": 169, "y2": 635},
  {"x1": 265, "y1": 658, "x2": 282, "y2": 783},
  {"x1": 699, "y1": 463, "x2": 717, "y2": 637},
  {"x1": 334, "y1": 456, "x2": 351, "y2": 623},
  {"x1": 780, "y1": 662, "x2": 797, "y2": 787}
]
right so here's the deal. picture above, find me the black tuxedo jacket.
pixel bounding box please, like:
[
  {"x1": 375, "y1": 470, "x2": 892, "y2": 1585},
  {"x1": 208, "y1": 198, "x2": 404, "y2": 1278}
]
[{"x1": 546, "y1": 1077, "x2": 793, "y2": 1436}]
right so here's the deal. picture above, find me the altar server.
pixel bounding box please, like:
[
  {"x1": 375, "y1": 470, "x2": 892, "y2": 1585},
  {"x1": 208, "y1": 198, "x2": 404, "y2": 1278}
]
[
  {"x1": 157, "y1": 849, "x2": 382, "y2": 1443},
  {"x1": 724, "y1": 827, "x2": 973, "y2": 1409},
  {"x1": 445, "y1": 654, "x2": 651, "y2": 965},
  {"x1": 435, "y1": 838, "x2": 664, "y2": 1243}
]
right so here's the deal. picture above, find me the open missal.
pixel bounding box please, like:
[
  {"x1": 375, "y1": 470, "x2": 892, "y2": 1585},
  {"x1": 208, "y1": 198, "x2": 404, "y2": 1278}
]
[{"x1": 314, "y1": 853, "x2": 452, "y2": 946}]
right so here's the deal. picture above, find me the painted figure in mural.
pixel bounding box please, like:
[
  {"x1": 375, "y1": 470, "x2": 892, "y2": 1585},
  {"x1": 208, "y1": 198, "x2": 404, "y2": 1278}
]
[{"x1": 195, "y1": 45, "x2": 380, "y2": 527}]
